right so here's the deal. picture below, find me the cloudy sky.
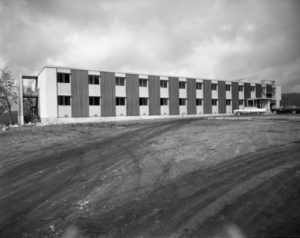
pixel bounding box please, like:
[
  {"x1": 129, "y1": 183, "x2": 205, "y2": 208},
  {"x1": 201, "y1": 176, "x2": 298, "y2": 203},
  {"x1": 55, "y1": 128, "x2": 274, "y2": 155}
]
[{"x1": 0, "y1": 0, "x2": 300, "y2": 92}]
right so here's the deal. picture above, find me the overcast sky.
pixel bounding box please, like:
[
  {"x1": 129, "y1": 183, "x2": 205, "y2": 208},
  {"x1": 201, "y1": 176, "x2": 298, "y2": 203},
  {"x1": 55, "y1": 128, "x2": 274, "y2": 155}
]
[{"x1": 0, "y1": 0, "x2": 300, "y2": 93}]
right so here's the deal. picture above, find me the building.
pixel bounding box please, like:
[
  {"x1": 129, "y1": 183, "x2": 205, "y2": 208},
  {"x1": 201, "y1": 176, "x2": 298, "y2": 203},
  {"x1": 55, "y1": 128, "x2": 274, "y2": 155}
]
[{"x1": 20, "y1": 66, "x2": 281, "y2": 124}]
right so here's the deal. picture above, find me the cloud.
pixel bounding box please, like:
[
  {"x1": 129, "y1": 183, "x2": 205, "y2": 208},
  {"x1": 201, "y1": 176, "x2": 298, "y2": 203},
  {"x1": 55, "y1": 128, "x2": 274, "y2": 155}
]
[{"x1": 0, "y1": 0, "x2": 300, "y2": 92}]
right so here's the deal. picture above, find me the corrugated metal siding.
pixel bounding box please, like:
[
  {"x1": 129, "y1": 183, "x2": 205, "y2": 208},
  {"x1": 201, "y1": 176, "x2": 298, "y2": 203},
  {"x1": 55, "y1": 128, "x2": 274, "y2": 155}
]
[
  {"x1": 100, "y1": 71, "x2": 116, "y2": 117},
  {"x1": 256, "y1": 84, "x2": 262, "y2": 98},
  {"x1": 187, "y1": 78, "x2": 196, "y2": 114},
  {"x1": 232, "y1": 82, "x2": 239, "y2": 110},
  {"x1": 148, "y1": 75, "x2": 160, "y2": 115},
  {"x1": 126, "y1": 73, "x2": 139, "y2": 116},
  {"x1": 169, "y1": 77, "x2": 179, "y2": 115},
  {"x1": 71, "y1": 69, "x2": 89, "y2": 117},
  {"x1": 244, "y1": 83, "x2": 251, "y2": 106},
  {"x1": 203, "y1": 80, "x2": 212, "y2": 114},
  {"x1": 218, "y1": 81, "x2": 226, "y2": 113}
]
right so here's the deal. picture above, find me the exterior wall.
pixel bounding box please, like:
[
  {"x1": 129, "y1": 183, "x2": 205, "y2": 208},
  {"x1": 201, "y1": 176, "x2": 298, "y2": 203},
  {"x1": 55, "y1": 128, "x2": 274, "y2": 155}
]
[
  {"x1": 148, "y1": 75, "x2": 160, "y2": 115},
  {"x1": 187, "y1": 78, "x2": 196, "y2": 115},
  {"x1": 101, "y1": 71, "x2": 116, "y2": 117},
  {"x1": 160, "y1": 77, "x2": 169, "y2": 97},
  {"x1": 38, "y1": 67, "x2": 58, "y2": 121},
  {"x1": 196, "y1": 105, "x2": 204, "y2": 114},
  {"x1": 89, "y1": 85, "x2": 101, "y2": 96},
  {"x1": 212, "y1": 104, "x2": 218, "y2": 114},
  {"x1": 218, "y1": 81, "x2": 226, "y2": 114},
  {"x1": 161, "y1": 105, "x2": 169, "y2": 115},
  {"x1": 250, "y1": 84, "x2": 256, "y2": 98},
  {"x1": 58, "y1": 106, "x2": 72, "y2": 117},
  {"x1": 212, "y1": 81, "x2": 218, "y2": 99},
  {"x1": 140, "y1": 105, "x2": 149, "y2": 115},
  {"x1": 226, "y1": 82, "x2": 232, "y2": 99},
  {"x1": 275, "y1": 85, "x2": 281, "y2": 107},
  {"x1": 89, "y1": 106, "x2": 101, "y2": 117},
  {"x1": 115, "y1": 86, "x2": 126, "y2": 97},
  {"x1": 71, "y1": 69, "x2": 89, "y2": 117},
  {"x1": 203, "y1": 80, "x2": 212, "y2": 114},
  {"x1": 179, "y1": 105, "x2": 187, "y2": 115},
  {"x1": 256, "y1": 84, "x2": 262, "y2": 98},
  {"x1": 116, "y1": 106, "x2": 126, "y2": 116},
  {"x1": 226, "y1": 106, "x2": 232, "y2": 114},
  {"x1": 169, "y1": 77, "x2": 179, "y2": 115},
  {"x1": 57, "y1": 83, "x2": 71, "y2": 95},
  {"x1": 232, "y1": 82, "x2": 239, "y2": 111},
  {"x1": 126, "y1": 73, "x2": 139, "y2": 116},
  {"x1": 238, "y1": 83, "x2": 244, "y2": 100},
  {"x1": 244, "y1": 83, "x2": 251, "y2": 106}
]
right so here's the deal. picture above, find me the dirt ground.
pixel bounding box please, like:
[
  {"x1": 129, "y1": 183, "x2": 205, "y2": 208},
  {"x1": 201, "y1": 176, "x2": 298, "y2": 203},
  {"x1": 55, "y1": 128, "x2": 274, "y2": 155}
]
[{"x1": 0, "y1": 115, "x2": 300, "y2": 238}]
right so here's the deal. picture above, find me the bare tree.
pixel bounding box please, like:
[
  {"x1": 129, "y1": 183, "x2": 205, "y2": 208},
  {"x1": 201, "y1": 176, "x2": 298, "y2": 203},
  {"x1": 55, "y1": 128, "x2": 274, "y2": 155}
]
[{"x1": 0, "y1": 67, "x2": 17, "y2": 125}]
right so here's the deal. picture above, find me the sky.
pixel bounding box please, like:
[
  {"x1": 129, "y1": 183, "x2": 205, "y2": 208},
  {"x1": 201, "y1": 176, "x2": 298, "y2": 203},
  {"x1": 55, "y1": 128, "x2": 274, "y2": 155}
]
[{"x1": 0, "y1": 0, "x2": 300, "y2": 93}]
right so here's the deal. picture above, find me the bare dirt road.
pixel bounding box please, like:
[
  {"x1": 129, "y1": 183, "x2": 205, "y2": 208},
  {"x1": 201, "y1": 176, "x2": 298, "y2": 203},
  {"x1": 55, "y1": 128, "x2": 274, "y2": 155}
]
[{"x1": 0, "y1": 117, "x2": 300, "y2": 238}]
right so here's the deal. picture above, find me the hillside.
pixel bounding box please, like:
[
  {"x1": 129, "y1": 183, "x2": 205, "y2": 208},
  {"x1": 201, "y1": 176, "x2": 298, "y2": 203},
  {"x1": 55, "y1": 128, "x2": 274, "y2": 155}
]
[{"x1": 281, "y1": 93, "x2": 300, "y2": 107}]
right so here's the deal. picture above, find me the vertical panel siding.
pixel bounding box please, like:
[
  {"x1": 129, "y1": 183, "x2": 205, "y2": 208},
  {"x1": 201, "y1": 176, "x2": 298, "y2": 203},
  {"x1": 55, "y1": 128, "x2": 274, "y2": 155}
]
[
  {"x1": 148, "y1": 75, "x2": 160, "y2": 115},
  {"x1": 244, "y1": 83, "x2": 251, "y2": 106},
  {"x1": 169, "y1": 77, "x2": 179, "y2": 115},
  {"x1": 203, "y1": 80, "x2": 212, "y2": 114},
  {"x1": 100, "y1": 71, "x2": 116, "y2": 117},
  {"x1": 71, "y1": 69, "x2": 89, "y2": 117},
  {"x1": 256, "y1": 84, "x2": 262, "y2": 98},
  {"x1": 187, "y1": 78, "x2": 196, "y2": 114},
  {"x1": 218, "y1": 80, "x2": 226, "y2": 113},
  {"x1": 126, "y1": 73, "x2": 139, "y2": 116},
  {"x1": 232, "y1": 82, "x2": 239, "y2": 110}
]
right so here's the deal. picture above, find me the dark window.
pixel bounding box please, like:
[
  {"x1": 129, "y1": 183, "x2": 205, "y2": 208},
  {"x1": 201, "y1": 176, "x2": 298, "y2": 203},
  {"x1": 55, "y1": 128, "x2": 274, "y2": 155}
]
[
  {"x1": 160, "y1": 98, "x2": 168, "y2": 105},
  {"x1": 179, "y1": 98, "x2": 186, "y2": 105},
  {"x1": 160, "y1": 80, "x2": 168, "y2": 88},
  {"x1": 196, "y1": 83, "x2": 202, "y2": 90},
  {"x1": 239, "y1": 100, "x2": 244, "y2": 106},
  {"x1": 251, "y1": 86, "x2": 255, "y2": 92},
  {"x1": 212, "y1": 84, "x2": 217, "y2": 90},
  {"x1": 89, "y1": 97, "x2": 100, "y2": 105},
  {"x1": 116, "y1": 97, "x2": 126, "y2": 105},
  {"x1": 226, "y1": 85, "x2": 231, "y2": 91},
  {"x1": 139, "y1": 98, "x2": 148, "y2": 105},
  {"x1": 116, "y1": 77, "x2": 125, "y2": 86},
  {"x1": 196, "y1": 99, "x2": 202, "y2": 105},
  {"x1": 226, "y1": 99, "x2": 231, "y2": 106},
  {"x1": 139, "y1": 79, "x2": 148, "y2": 87},
  {"x1": 88, "y1": 75, "x2": 100, "y2": 85},
  {"x1": 179, "y1": 81, "x2": 186, "y2": 89},
  {"x1": 57, "y1": 73, "x2": 70, "y2": 83},
  {"x1": 238, "y1": 85, "x2": 244, "y2": 92},
  {"x1": 212, "y1": 99, "x2": 218, "y2": 105},
  {"x1": 58, "y1": 96, "x2": 71, "y2": 105}
]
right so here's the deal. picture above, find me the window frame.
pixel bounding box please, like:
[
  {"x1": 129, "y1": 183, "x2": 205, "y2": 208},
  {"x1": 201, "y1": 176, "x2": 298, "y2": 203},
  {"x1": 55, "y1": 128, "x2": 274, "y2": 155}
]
[
  {"x1": 196, "y1": 99, "x2": 202, "y2": 106},
  {"x1": 139, "y1": 98, "x2": 148, "y2": 106},
  {"x1": 196, "y1": 83, "x2": 202, "y2": 90},
  {"x1": 226, "y1": 99, "x2": 231, "y2": 106},
  {"x1": 57, "y1": 73, "x2": 70, "y2": 83},
  {"x1": 116, "y1": 77, "x2": 125, "y2": 86},
  {"x1": 58, "y1": 96, "x2": 71, "y2": 106},
  {"x1": 212, "y1": 99, "x2": 218, "y2": 106},
  {"x1": 251, "y1": 86, "x2": 256, "y2": 92},
  {"x1": 179, "y1": 81, "x2": 186, "y2": 89},
  {"x1": 211, "y1": 84, "x2": 218, "y2": 91},
  {"x1": 160, "y1": 98, "x2": 168, "y2": 106},
  {"x1": 160, "y1": 80, "x2": 168, "y2": 88},
  {"x1": 139, "y1": 78, "x2": 148, "y2": 87},
  {"x1": 89, "y1": 96, "x2": 100, "y2": 106},
  {"x1": 179, "y1": 98, "x2": 186, "y2": 106},
  {"x1": 225, "y1": 85, "x2": 231, "y2": 91},
  {"x1": 239, "y1": 99, "x2": 244, "y2": 106},
  {"x1": 116, "y1": 97, "x2": 126, "y2": 106},
  {"x1": 88, "y1": 75, "x2": 100, "y2": 85},
  {"x1": 238, "y1": 85, "x2": 244, "y2": 92}
]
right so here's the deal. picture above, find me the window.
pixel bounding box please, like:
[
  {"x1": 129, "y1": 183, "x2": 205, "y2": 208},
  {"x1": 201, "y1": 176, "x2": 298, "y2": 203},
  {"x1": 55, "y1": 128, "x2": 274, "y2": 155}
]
[
  {"x1": 196, "y1": 99, "x2": 202, "y2": 105},
  {"x1": 57, "y1": 73, "x2": 70, "y2": 83},
  {"x1": 139, "y1": 98, "x2": 148, "y2": 105},
  {"x1": 58, "y1": 96, "x2": 71, "y2": 105},
  {"x1": 239, "y1": 100, "x2": 244, "y2": 106},
  {"x1": 212, "y1": 99, "x2": 218, "y2": 105},
  {"x1": 160, "y1": 98, "x2": 168, "y2": 105},
  {"x1": 89, "y1": 97, "x2": 100, "y2": 106},
  {"x1": 212, "y1": 84, "x2": 217, "y2": 90},
  {"x1": 179, "y1": 81, "x2": 186, "y2": 89},
  {"x1": 238, "y1": 85, "x2": 244, "y2": 92},
  {"x1": 226, "y1": 85, "x2": 231, "y2": 91},
  {"x1": 251, "y1": 86, "x2": 256, "y2": 92},
  {"x1": 226, "y1": 99, "x2": 231, "y2": 106},
  {"x1": 88, "y1": 75, "x2": 100, "y2": 85},
  {"x1": 160, "y1": 80, "x2": 168, "y2": 88},
  {"x1": 116, "y1": 97, "x2": 126, "y2": 105},
  {"x1": 179, "y1": 98, "x2": 186, "y2": 105},
  {"x1": 139, "y1": 79, "x2": 148, "y2": 87},
  {"x1": 196, "y1": 83, "x2": 202, "y2": 90},
  {"x1": 116, "y1": 77, "x2": 125, "y2": 86}
]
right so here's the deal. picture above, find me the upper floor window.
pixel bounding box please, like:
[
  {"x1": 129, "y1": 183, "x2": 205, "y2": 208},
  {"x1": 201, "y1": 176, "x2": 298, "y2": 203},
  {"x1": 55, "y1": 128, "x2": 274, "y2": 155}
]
[
  {"x1": 116, "y1": 77, "x2": 125, "y2": 86},
  {"x1": 239, "y1": 100, "x2": 244, "y2": 106},
  {"x1": 116, "y1": 97, "x2": 126, "y2": 105},
  {"x1": 57, "y1": 73, "x2": 70, "y2": 83},
  {"x1": 211, "y1": 84, "x2": 217, "y2": 90},
  {"x1": 179, "y1": 82, "x2": 186, "y2": 89},
  {"x1": 238, "y1": 85, "x2": 244, "y2": 92},
  {"x1": 212, "y1": 99, "x2": 218, "y2": 105},
  {"x1": 139, "y1": 79, "x2": 148, "y2": 87},
  {"x1": 179, "y1": 98, "x2": 186, "y2": 105},
  {"x1": 160, "y1": 80, "x2": 168, "y2": 88},
  {"x1": 226, "y1": 99, "x2": 231, "y2": 106},
  {"x1": 251, "y1": 86, "x2": 256, "y2": 92},
  {"x1": 139, "y1": 98, "x2": 148, "y2": 105},
  {"x1": 89, "y1": 97, "x2": 100, "y2": 106},
  {"x1": 160, "y1": 98, "x2": 168, "y2": 105},
  {"x1": 226, "y1": 85, "x2": 231, "y2": 91},
  {"x1": 58, "y1": 96, "x2": 71, "y2": 105},
  {"x1": 196, "y1": 83, "x2": 202, "y2": 90},
  {"x1": 196, "y1": 99, "x2": 202, "y2": 106},
  {"x1": 88, "y1": 75, "x2": 100, "y2": 85}
]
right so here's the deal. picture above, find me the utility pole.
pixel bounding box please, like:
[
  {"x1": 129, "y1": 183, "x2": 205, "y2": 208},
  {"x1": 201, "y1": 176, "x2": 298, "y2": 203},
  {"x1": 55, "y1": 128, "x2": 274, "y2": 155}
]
[{"x1": 18, "y1": 73, "x2": 24, "y2": 126}]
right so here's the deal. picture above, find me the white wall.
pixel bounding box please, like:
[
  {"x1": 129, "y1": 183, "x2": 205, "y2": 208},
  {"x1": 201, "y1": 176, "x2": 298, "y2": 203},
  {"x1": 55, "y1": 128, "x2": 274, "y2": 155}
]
[
  {"x1": 212, "y1": 90, "x2": 218, "y2": 99},
  {"x1": 139, "y1": 87, "x2": 148, "y2": 97},
  {"x1": 57, "y1": 83, "x2": 71, "y2": 95},
  {"x1": 179, "y1": 89, "x2": 187, "y2": 98},
  {"x1": 38, "y1": 67, "x2": 58, "y2": 120},
  {"x1": 116, "y1": 106, "x2": 126, "y2": 116},
  {"x1": 89, "y1": 85, "x2": 101, "y2": 96},
  {"x1": 58, "y1": 106, "x2": 71, "y2": 118},
  {"x1": 275, "y1": 86, "x2": 281, "y2": 107},
  {"x1": 160, "y1": 105, "x2": 169, "y2": 115},
  {"x1": 139, "y1": 106, "x2": 149, "y2": 115},
  {"x1": 89, "y1": 106, "x2": 101, "y2": 117},
  {"x1": 212, "y1": 105, "x2": 218, "y2": 114},
  {"x1": 196, "y1": 90, "x2": 203, "y2": 98},
  {"x1": 196, "y1": 105, "x2": 203, "y2": 114},
  {"x1": 115, "y1": 86, "x2": 126, "y2": 97},
  {"x1": 160, "y1": 88, "x2": 169, "y2": 97},
  {"x1": 226, "y1": 106, "x2": 232, "y2": 114},
  {"x1": 239, "y1": 84, "x2": 244, "y2": 99},
  {"x1": 179, "y1": 106, "x2": 187, "y2": 115}
]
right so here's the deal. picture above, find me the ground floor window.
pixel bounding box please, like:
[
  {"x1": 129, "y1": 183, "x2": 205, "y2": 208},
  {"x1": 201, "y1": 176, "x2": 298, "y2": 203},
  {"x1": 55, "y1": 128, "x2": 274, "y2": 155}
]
[
  {"x1": 89, "y1": 97, "x2": 100, "y2": 105},
  {"x1": 179, "y1": 98, "x2": 186, "y2": 106},
  {"x1": 239, "y1": 100, "x2": 244, "y2": 106},
  {"x1": 58, "y1": 96, "x2": 71, "y2": 105},
  {"x1": 160, "y1": 98, "x2": 168, "y2": 105},
  {"x1": 139, "y1": 98, "x2": 148, "y2": 105},
  {"x1": 226, "y1": 99, "x2": 231, "y2": 106},
  {"x1": 196, "y1": 99, "x2": 202, "y2": 106},
  {"x1": 212, "y1": 99, "x2": 218, "y2": 106},
  {"x1": 116, "y1": 97, "x2": 126, "y2": 105}
]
